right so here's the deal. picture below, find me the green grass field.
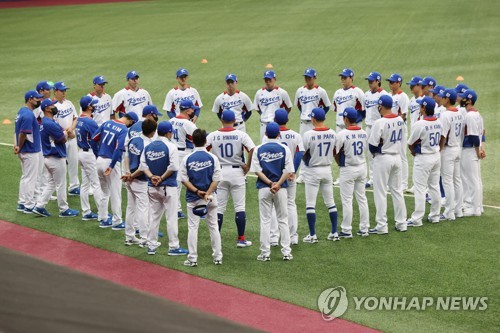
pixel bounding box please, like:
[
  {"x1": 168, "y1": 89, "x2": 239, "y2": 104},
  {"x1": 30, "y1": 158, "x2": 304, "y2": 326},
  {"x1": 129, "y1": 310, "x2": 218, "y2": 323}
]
[{"x1": 0, "y1": 1, "x2": 499, "y2": 332}]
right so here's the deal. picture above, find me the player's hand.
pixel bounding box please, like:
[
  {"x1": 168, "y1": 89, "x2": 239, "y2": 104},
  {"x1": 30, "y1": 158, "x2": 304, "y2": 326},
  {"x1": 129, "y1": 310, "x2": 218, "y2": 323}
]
[
  {"x1": 151, "y1": 176, "x2": 162, "y2": 186},
  {"x1": 191, "y1": 115, "x2": 198, "y2": 123},
  {"x1": 288, "y1": 174, "x2": 295, "y2": 182},
  {"x1": 66, "y1": 130, "x2": 75, "y2": 140},
  {"x1": 241, "y1": 164, "x2": 249, "y2": 175},
  {"x1": 479, "y1": 149, "x2": 486, "y2": 159},
  {"x1": 197, "y1": 190, "x2": 206, "y2": 198},
  {"x1": 121, "y1": 172, "x2": 131, "y2": 182},
  {"x1": 13, "y1": 146, "x2": 20, "y2": 154},
  {"x1": 271, "y1": 182, "x2": 281, "y2": 193},
  {"x1": 104, "y1": 167, "x2": 112, "y2": 176},
  {"x1": 204, "y1": 194, "x2": 213, "y2": 202}
]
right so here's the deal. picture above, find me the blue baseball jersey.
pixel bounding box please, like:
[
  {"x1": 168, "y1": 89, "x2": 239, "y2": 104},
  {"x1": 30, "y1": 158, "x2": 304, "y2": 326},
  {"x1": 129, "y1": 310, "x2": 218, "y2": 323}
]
[
  {"x1": 40, "y1": 117, "x2": 66, "y2": 157},
  {"x1": 15, "y1": 107, "x2": 41, "y2": 153},
  {"x1": 127, "y1": 135, "x2": 148, "y2": 181},
  {"x1": 127, "y1": 120, "x2": 143, "y2": 141},
  {"x1": 141, "y1": 138, "x2": 179, "y2": 187},
  {"x1": 93, "y1": 119, "x2": 128, "y2": 168},
  {"x1": 181, "y1": 148, "x2": 222, "y2": 202},
  {"x1": 75, "y1": 115, "x2": 99, "y2": 155},
  {"x1": 250, "y1": 140, "x2": 294, "y2": 189}
]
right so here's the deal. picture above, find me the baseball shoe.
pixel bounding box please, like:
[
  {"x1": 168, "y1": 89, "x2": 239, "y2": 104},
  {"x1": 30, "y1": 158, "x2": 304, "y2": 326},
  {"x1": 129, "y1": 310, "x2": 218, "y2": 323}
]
[
  {"x1": 302, "y1": 234, "x2": 318, "y2": 243},
  {"x1": 368, "y1": 228, "x2": 388, "y2": 235},
  {"x1": 177, "y1": 211, "x2": 186, "y2": 219},
  {"x1": 407, "y1": 219, "x2": 423, "y2": 227},
  {"x1": 99, "y1": 218, "x2": 113, "y2": 228},
  {"x1": 140, "y1": 241, "x2": 161, "y2": 248},
  {"x1": 283, "y1": 254, "x2": 293, "y2": 261},
  {"x1": 147, "y1": 247, "x2": 156, "y2": 255},
  {"x1": 213, "y1": 259, "x2": 223, "y2": 265},
  {"x1": 50, "y1": 195, "x2": 57, "y2": 201},
  {"x1": 183, "y1": 260, "x2": 197, "y2": 267},
  {"x1": 405, "y1": 186, "x2": 414, "y2": 193},
  {"x1": 168, "y1": 247, "x2": 188, "y2": 256},
  {"x1": 68, "y1": 188, "x2": 80, "y2": 196},
  {"x1": 237, "y1": 240, "x2": 253, "y2": 248},
  {"x1": 455, "y1": 212, "x2": 464, "y2": 218},
  {"x1": 295, "y1": 174, "x2": 304, "y2": 183},
  {"x1": 59, "y1": 208, "x2": 79, "y2": 217},
  {"x1": 290, "y1": 236, "x2": 299, "y2": 245},
  {"x1": 23, "y1": 207, "x2": 34, "y2": 214},
  {"x1": 394, "y1": 226, "x2": 407, "y2": 232},
  {"x1": 124, "y1": 237, "x2": 141, "y2": 246},
  {"x1": 270, "y1": 240, "x2": 279, "y2": 247},
  {"x1": 33, "y1": 207, "x2": 51, "y2": 217},
  {"x1": 327, "y1": 232, "x2": 340, "y2": 241},
  {"x1": 356, "y1": 230, "x2": 369, "y2": 237},
  {"x1": 112, "y1": 222, "x2": 126, "y2": 230},
  {"x1": 463, "y1": 209, "x2": 481, "y2": 217},
  {"x1": 257, "y1": 254, "x2": 271, "y2": 262},
  {"x1": 16, "y1": 204, "x2": 25, "y2": 212},
  {"x1": 439, "y1": 214, "x2": 455, "y2": 221},
  {"x1": 338, "y1": 232, "x2": 353, "y2": 239},
  {"x1": 82, "y1": 212, "x2": 98, "y2": 221},
  {"x1": 426, "y1": 216, "x2": 440, "y2": 224},
  {"x1": 333, "y1": 179, "x2": 340, "y2": 186}
]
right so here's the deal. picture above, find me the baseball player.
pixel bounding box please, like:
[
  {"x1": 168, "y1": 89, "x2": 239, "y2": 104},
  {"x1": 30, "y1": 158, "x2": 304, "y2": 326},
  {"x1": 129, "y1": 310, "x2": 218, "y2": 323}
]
[
  {"x1": 334, "y1": 107, "x2": 370, "y2": 237},
  {"x1": 294, "y1": 68, "x2": 331, "y2": 183},
  {"x1": 459, "y1": 89, "x2": 484, "y2": 217},
  {"x1": 141, "y1": 121, "x2": 189, "y2": 255},
  {"x1": 364, "y1": 71, "x2": 389, "y2": 188},
  {"x1": 332, "y1": 68, "x2": 365, "y2": 132},
  {"x1": 15, "y1": 90, "x2": 44, "y2": 213},
  {"x1": 75, "y1": 96, "x2": 104, "y2": 221},
  {"x1": 33, "y1": 98, "x2": 79, "y2": 218},
  {"x1": 212, "y1": 74, "x2": 254, "y2": 132},
  {"x1": 126, "y1": 105, "x2": 161, "y2": 145},
  {"x1": 170, "y1": 100, "x2": 198, "y2": 219},
  {"x1": 206, "y1": 110, "x2": 255, "y2": 248},
  {"x1": 163, "y1": 68, "x2": 203, "y2": 123},
  {"x1": 406, "y1": 76, "x2": 424, "y2": 128},
  {"x1": 92, "y1": 112, "x2": 139, "y2": 229},
  {"x1": 112, "y1": 70, "x2": 153, "y2": 120},
  {"x1": 53, "y1": 81, "x2": 80, "y2": 196},
  {"x1": 301, "y1": 108, "x2": 339, "y2": 243},
  {"x1": 419, "y1": 76, "x2": 437, "y2": 97},
  {"x1": 33, "y1": 81, "x2": 53, "y2": 121},
  {"x1": 438, "y1": 88, "x2": 464, "y2": 220},
  {"x1": 180, "y1": 129, "x2": 223, "y2": 267},
  {"x1": 254, "y1": 70, "x2": 292, "y2": 141},
  {"x1": 368, "y1": 95, "x2": 407, "y2": 234},
  {"x1": 386, "y1": 73, "x2": 410, "y2": 192},
  {"x1": 262, "y1": 109, "x2": 304, "y2": 246},
  {"x1": 430, "y1": 85, "x2": 447, "y2": 119},
  {"x1": 85, "y1": 76, "x2": 113, "y2": 126},
  {"x1": 250, "y1": 122, "x2": 294, "y2": 261},
  {"x1": 407, "y1": 96, "x2": 443, "y2": 226}
]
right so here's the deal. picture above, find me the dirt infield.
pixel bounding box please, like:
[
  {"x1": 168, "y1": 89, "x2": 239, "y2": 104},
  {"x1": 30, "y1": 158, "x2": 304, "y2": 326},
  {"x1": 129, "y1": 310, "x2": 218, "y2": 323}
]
[{"x1": 0, "y1": 0, "x2": 143, "y2": 9}]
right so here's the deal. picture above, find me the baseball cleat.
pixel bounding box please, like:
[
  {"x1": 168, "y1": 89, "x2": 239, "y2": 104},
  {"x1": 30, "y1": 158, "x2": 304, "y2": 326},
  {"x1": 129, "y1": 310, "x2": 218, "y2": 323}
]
[
  {"x1": 16, "y1": 204, "x2": 25, "y2": 212},
  {"x1": 23, "y1": 207, "x2": 34, "y2": 214},
  {"x1": 356, "y1": 230, "x2": 369, "y2": 237},
  {"x1": 82, "y1": 212, "x2": 98, "y2": 221},
  {"x1": 111, "y1": 222, "x2": 125, "y2": 230},
  {"x1": 290, "y1": 236, "x2": 299, "y2": 245},
  {"x1": 50, "y1": 195, "x2": 57, "y2": 201},
  {"x1": 257, "y1": 254, "x2": 271, "y2": 262},
  {"x1": 177, "y1": 211, "x2": 186, "y2": 219},
  {"x1": 365, "y1": 182, "x2": 372, "y2": 188},
  {"x1": 394, "y1": 226, "x2": 407, "y2": 232},
  {"x1": 168, "y1": 247, "x2": 189, "y2": 256},
  {"x1": 283, "y1": 255, "x2": 293, "y2": 261},
  {"x1": 99, "y1": 218, "x2": 113, "y2": 228},
  {"x1": 140, "y1": 241, "x2": 161, "y2": 248},
  {"x1": 183, "y1": 260, "x2": 198, "y2": 267},
  {"x1": 333, "y1": 179, "x2": 340, "y2": 186},
  {"x1": 147, "y1": 247, "x2": 156, "y2": 255},
  {"x1": 302, "y1": 234, "x2": 318, "y2": 243},
  {"x1": 338, "y1": 232, "x2": 353, "y2": 239},
  {"x1": 213, "y1": 259, "x2": 223, "y2": 265},
  {"x1": 407, "y1": 219, "x2": 423, "y2": 227},
  {"x1": 237, "y1": 240, "x2": 253, "y2": 248},
  {"x1": 33, "y1": 207, "x2": 51, "y2": 217},
  {"x1": 125, "y1": 238, "x2": 141, "y2": 246},
  {"x1": 405, "y1": 187, "x2": 414, "y2": 193},
  {"x1": 59, "y1": 208, "x2": 79, "y2": 217},
  {"x1": 426, "y1": 216, "x2": 440, "y2": 224},
  {"x1": 327, "y1": 232, "x2": 340, "y2": 241},
  {"x1": 439, "y1": 214, "x2": 455, "y2": 221},
  {"x1": 270, "y1": 242, "x2": 279, "y2": 247},
  {"x1": 68, "y1": 188, "x2": 80, "y2": 196},
  {"x1": 368, "y1": 228, "x2": 388, "y2": 235}
]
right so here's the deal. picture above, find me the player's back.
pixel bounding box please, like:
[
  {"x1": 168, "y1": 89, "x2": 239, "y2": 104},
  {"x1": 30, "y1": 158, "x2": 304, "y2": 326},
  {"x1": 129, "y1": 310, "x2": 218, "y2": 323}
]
[
  {"x1": 371, "y1": 115, "x2": 406, "y2": 154},
  {"x1": 410, "y1": 117, "x2": 442, "y2": 154},
  {"x1": 207, "y1": 128, "x2": 254, "y2": 166},
  {"x1": 76, "y1": 116, "x2": 98, "y2": 152},
  {"x1": 303, "y1": 127, "x2": 336, "y2": 167},
  {"x1": 170, "y1": 116, "x2": 196, "y2": 150},
  {"x1": 263, "y1": 127, "x2": 303, "y2": 158},
  {"x1": 95, "y1": 120, "x2": 127, "y2": 159},
  {"x1": 336, "y1": 127, "x2": 368, "y2": 167},
  {"x1": 441, "y1": 108, "x2": 464, "y2": 147}
]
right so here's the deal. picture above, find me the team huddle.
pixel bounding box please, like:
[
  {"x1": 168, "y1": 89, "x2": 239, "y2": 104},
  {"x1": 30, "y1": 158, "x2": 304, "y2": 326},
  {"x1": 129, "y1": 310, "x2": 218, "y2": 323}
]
[{"x1": 14, "y1": 68, "x2": 485, "y2": 265}]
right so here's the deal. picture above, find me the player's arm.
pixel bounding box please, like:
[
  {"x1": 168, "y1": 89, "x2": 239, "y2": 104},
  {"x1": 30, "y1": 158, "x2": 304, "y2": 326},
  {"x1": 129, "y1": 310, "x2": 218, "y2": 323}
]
[
  {"x1": 253, "y1": 92, "x2": 262, "y2": 115},
  {"x1": 212, "y1": 95, "x2": 222, "y2": 119},
  {"x1": 112, "y1": 91, "x2": 125, "y2": 118},
  {"x1": 333, "y1": 141, "x2": 342, "y2": 166},
  {"x1": 320, "y1": 88, "x2": 331, "y2": 113},
  {"x1": 293, "y1": 89, "x2": 301, "y2": 112},
  {"x1": 281, "y1": 89, "x2": 293, "y2": 112},
  {"x1": 159, "y1": 144, "x2": 179, "y2": 181},
  {"x1": 243, "y1": 147, "x2": 255, "y2": 175},
  {"x1": 106, "y1": 131, "x2": 126, "y2": 174},
  {"x1": 242, "y1": 94, "x2": 253, "y2": 121},
  {"x1": 368, "y1": 122, "x2": 383, "y2": 156}
]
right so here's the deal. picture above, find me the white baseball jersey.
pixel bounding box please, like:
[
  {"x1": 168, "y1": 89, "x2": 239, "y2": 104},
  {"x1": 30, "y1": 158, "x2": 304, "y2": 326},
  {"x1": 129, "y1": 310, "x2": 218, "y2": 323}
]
[
  {"x1": 169, "y1": 115, "x2": 197, "y2": 150},
  {"x1": 409, "y1": 95, "x2": 424, "y2": 127},
  {"x1": 302, "y1": 128, "x2": 336, "y2": 167},
  {"x1": 263, "y1": 126, "x2": 304, "y2": 158},
  {"x1": 435, "y1": 105, "x2": 445, "y2": 119},
  {"x1": 33, "y1": 106, "x2": 43, "y2": 121},
  {"x1": 463, "y1": 109, "x2": 484, "y2": 142},
  {"x1": 206, "y1": 128, "x2": 255, "y2": 166},
  {"x1": 294, "y1": 85, "x2": 331, "y2": 121},
  {"x1": 54, "y1": 99, "x2": 77, "y2": 130},
  {"x1": 408, "y1": 117, "x2": 442, "y2": 154},
  {"x1": 87, "y1": 92, "x2": 113, "y2": 126},
  {"x1": 369, "y1": 114, "x2": 406, "y2": 154},
  {"x1": 163, "y1": 86, "x2": 203, "y2": 116},
  {"x1": 364, "y1": 88, "x2": 389, "y2": 126},
  {"x1": 391, "y1": 91, "x2": 410, "y2": 117},
  {"x1": 254, "y1": 87, "x2": 293, "y2": 123},
  {"x1": 333, "y1": 86, "x2": 365, "y2": 125},
  {"x1": 212, "y1": 90, "x2": 253, "y2": 123},
  {"x1": 440, "y1": 108, "x2": 464, "y2": 147},
  {"x1": 335, "y1": 126, "x2": 368, "y2": 166},
  {"x1": 112, "y1": 87, "x2": 152, "y2": 120}
]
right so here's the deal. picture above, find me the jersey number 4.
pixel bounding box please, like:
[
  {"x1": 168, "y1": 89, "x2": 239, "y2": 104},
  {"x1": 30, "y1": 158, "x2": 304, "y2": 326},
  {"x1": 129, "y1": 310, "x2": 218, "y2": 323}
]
[{"x1": 389, "y1": 129, "x2": 403, "y2": 144}]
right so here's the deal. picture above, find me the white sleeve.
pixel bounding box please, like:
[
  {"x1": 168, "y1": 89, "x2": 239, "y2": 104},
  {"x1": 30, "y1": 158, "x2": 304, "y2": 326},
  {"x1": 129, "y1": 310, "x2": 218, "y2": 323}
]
[
  {"x1": 167, "y1": 142, "x2": 179, "y2": 172},
  {"x1": 368, "y1": 121, "x2": 382, "y2": 146},
  {"x1": 145, "y1": 90, "x2": 153, "y2": 105},
  {"x1": 320, "y1": 87, "x2": 331, "y2": 108},
  {"x1": 212, "y1": 155, "x2": 222, "y2": 182},
  {"x1": 186, "y1": 121, "x2": 198, "y2": 136},
  {"x1": 296, "y1": 133, "x2": 305, "y2": 152},
  {"x1": 112, "y1": 90, "x2": 124, "y2": 112},
  {"x1": 243, "y1": 92, "x2": 254, "y2": 111},
  {"x1": 302, "y1": 132, "x2": 310, "y2": 150},
  {"x1": 281, "y1": 89, "x2": 293, "y2": 109},
  {"x1": 407, "y1": 122, "x2": 422, "y2": 145},
  {"x1": 466, "y1": 114, "x2": 480, "y2": 136},
  {"x1": 242, "y1": 132, "x2": 256, "y2": 151},
  {"x1": 163, "y1": 90, "x2": 173, "y2": 112},
  {"x1": 68, "y1": 101, "x2": 77, "y2": 119},
  {"x1": 441, "y1": 114, "x2": 450, "y2": 138},
  {"x1": 356, "y1": 88, "x2": 366, "y2": 110},
  {"x1": 193, "y1": 88, "x2": 203, "y2": 108},
  {"x1": 283, "y1": 146, "x2": 294, "y2": 173},
  {"x1": 332, "y1": 90, "x2": 339, "y2": 111},
  {"x1": 212, "y1": 95, "x2": 221, "y2": 113},
  {"x1": 401, "y1": 94, "x2": 410, "y2": 115},
  {"x1": 249, "y1": 146, "x2": 262, "y2": 173},
  {"x1": 253, "y1": 91, "x2": 261, "y2": 112},
  {"x1": 139, "y1": 150, "x2": 148, "y2": 171},
  {"x1": 180, "y1": 155, "x2": 189, "y2": 183},
  {"x1": 293, "y1": 88, "x2": 300, "y2": 108}
]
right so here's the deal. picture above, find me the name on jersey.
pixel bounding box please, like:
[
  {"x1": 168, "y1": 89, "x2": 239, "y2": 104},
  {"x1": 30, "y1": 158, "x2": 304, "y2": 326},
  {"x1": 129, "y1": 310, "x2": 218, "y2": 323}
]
[
  {"x1": 311, "y1": 133, "x2": 335, "y2": 141},
  {"x1": 221, "y1": 99, "x2": 243, "y2": 109},
  {"x1": 298, "y1": 94, "x2": 319, "y2": 104},
  {"x1": 104, "y1": 123, "x2": 124, "y2": 132},
  {"x1": 409, "y1": 103, "x2": 420, "y2": 114},
  {"x1": 174, "y1": 95, "x2": 195, "y2": 104},
  {"x1": 188, "y1": 160, "x2": 213, "y2": 171},
  {"x1": 284, "y1": 133, "x2": 296, "y2": 139},
  {"x1": 386, "y1": 121, "x2": 404, "y2": 128},
  {"x1": 56, "y1": 107, "x2": 74, "y2": 118},
  {"x1": 216, "y1": 135, "x2": 239, "y2": 140},
  {"x1": 127, "y1": 96, "x2": 147, "y2": 107},
  {"x1": 258, "y1": 96, "x2": 281, "y2": 106},
  {"x1": 335, "y1": 94, "x2": 355, "y2": 105},
  {"x1": 146, "y1": 150, "x2": 165, "y2": 161},
  {"x1": 94, "y1": 101, "x2": 111, "y2": 114},
  {"x1": 344, "y1": 133, "x2": 367, "y2": 140},
  {"x1": 259, "y1": 151, "x2": 284, "y2": 162},
  {"x1": 128, "y1": 143, "x2": 142, "y2": 156},
  {"x1": 424, "y1": 124, "x2": 442, "y2": 131}
]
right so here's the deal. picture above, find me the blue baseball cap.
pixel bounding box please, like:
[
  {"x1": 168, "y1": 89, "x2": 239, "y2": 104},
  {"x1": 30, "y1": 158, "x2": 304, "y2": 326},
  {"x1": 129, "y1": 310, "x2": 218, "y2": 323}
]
[
  {"x1": 343, "y1": 107, "x2": 358, "y2": 121},
  {"x1": 303, "y1": 68, "x2": 316, "y2": 77},
  {"x1": 41, "y1": 98, "x2": 57, "y2": 110},
  {"x1": 176, "y1": 68, "x2": 189, "y2": 77},
  {"x1": 311, "y1": 107, "x2": 326, "y2": 121},
  {"x1": 274, "y1": 108, "x2": 289, "y2": 125},
  {"x1": 365, "y1": 72, "x2": 382, "y2": 81},
  {"x1": 93, "y1": 75, "x2": 107, "y2": 85},
  {"x1": 339, "y1": 68, "x2": 354, "y2": 78},
  {"x1": 430, "y1": 85, "x2": 446, "y2": 95},
  {"x1": 406, "y1": 76, "x2": 422, "y2": 86},
  {"x1": 80, "y1": 96, "x2": 98, "y2": 110},
  {"x1": 378, "y1": 95, "x2": 393, "y2": 108},
  {"x1": 458, "y1": 89, "x2": 477, "y2": 103},
  {"x1": 419, "y1": 76, "x2": 437, "y2": 87},
  {"x1": 225, "y1": 73, "x2": 237, "y2": 82},
  {"x1": 25, "y1": 90, "x2": 44, "y2": 101},
  {"x1": 455, "y1": 83, "x2": 469, "y2": 94},
  {"x1": 36, "y1": 81, "x2": 53, "y2": 92},
  {"x1": 179, "y1": 99, "x2": 199, "y2": 111},
  {"x1": 157, "y1": 121, "x2": 173, "y2": 135},
  {"x1": 193, "y1": 204, "x2": 208, "y2": 217},
  {"x1": 142, "y1": 105, "x2": 163, "y2": 117},
  {"x1": 265, "y1": 122, "x2": 280, "y2": 138},
  {"x1": 221, "y1": 110, "x2": 236, "y2": 122},
  {"x1": 263, "y1": 70, "x2": 276, "y2": 79},
  {"x1": 124, "y1": 112, "x2": 139, "y2": 124},
  {"x1": 53, "y1": 81, "x2": 69, "y2": 91},
  {"x1": 386, "y1": 73, "x2": 403, "y2": 83},
  {"x1": 126, "y1": 70, "x2": 139, "y2": 80},
  {"x1": 439, "y1": 88, "x2": 457, "y2": 101},
  {"x1": 417, "y1": 96, "x2": 436, "y2": 112}
]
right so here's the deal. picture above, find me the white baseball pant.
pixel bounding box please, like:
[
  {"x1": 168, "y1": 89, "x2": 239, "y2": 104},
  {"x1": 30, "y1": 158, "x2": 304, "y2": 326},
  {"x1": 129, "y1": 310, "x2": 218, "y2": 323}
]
[
  {"x1": 17, "y1": 152, "x2": 41, "y2": 209},
  {"x1": 96, "y1": 157, "x2": 122, "y2": 223},
  {"x1": 400, "y1": 133, "x2": 409, "y2": 191},
  {"x1": 147, "y1": 186, "x2": 179, "y2": 249},
  {"x1": 304, "y1": 166, "x2": 336, "y2": 211},
  {"x1": 65, "y1": 138, "x2": 80, "y2": 191},
  {"x1": 440, "y1": 146, "x2": 463, "y2": 219},
  {"x1": 411, "y1": 153, "x2": 441, "y2": 223},
  {"x1": 234, "y1": 121, "x2": 246, "y2": 132},
  {"x1": 78, "y1": 150, "x2": 104, "y2": 216},
  {"x1": 339, "y1": 164, "x2": 370, "y2": 233},
  {"x1": 270, "y1": 180, "x2": 298, "y2": 243},
  {"x1": 36, "y1": 156, "x2": 69, "y2": 213},
  {"x1": 186, "y1": 197, "x2": 222, "y2": 263},
  {"x1": 365, "y1": 125, "x2": 374, "y2": 183},
  {"x1": 217, "y1": 166, "x2": 246, "y2": 214},
  {"x1": 176, "y1": 150, "x2": 190, "y2": 212},
  {"x1": 125, "y1": 179, "x2": 149, "y2": 241},
  {"x1": 258, "y1": 187, "x2": 291, "y2": 257},
  {"x1": 461, "y1": 148, "x2": 482, "y2": 215},
  {"x1": 33, "y1": 151, "x2": 46, "y2": 205}
]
